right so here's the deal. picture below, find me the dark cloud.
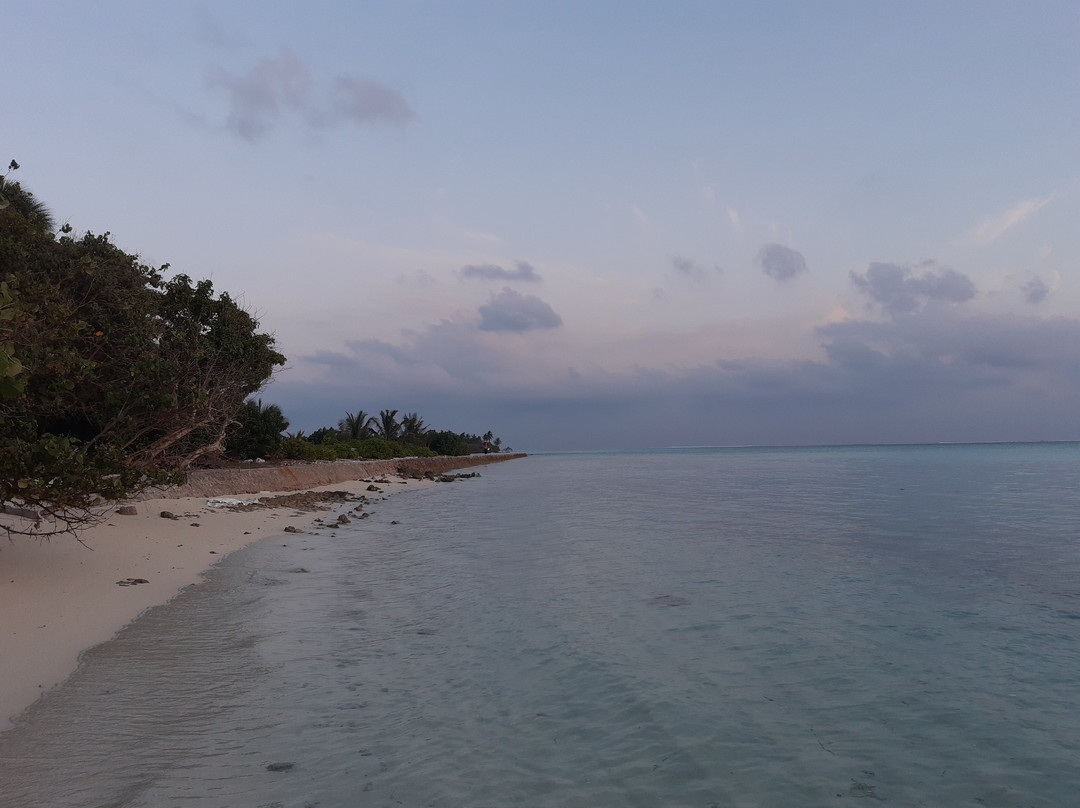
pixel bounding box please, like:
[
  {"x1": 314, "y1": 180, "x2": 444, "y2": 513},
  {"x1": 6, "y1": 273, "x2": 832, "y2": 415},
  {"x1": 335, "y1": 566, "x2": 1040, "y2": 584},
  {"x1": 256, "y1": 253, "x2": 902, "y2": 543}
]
[
  {"x1": 1022, "y1": 276, "x2": 1050, "y2": 304},
  {"x1": 332, "y1": 76, "x2": 414, "y2": 125},
  {"x1": 819, "y1": 310, "x2": 1080, "y2": 373},
  {"x1": 758, "y1": 244, "x2": 808, "y2": 281},
  {"x1": 207, "y1": 49, "x2": 412, "y2": 140},
  {"x1": 461, "y1": 261, "x2": 541, "y2": 282},
  {"x1": 850, "y1": 262, "x2": 976, "y2": 315},
  {"x1": 477, "y1": 288, "x2": 562, "y2": 332},
  {"x1": 269, "y1": 307, "x2": 1080, "y2": 450},
  {"x1": 670, "y1": 255, "x2": 719, "y2": 280}
]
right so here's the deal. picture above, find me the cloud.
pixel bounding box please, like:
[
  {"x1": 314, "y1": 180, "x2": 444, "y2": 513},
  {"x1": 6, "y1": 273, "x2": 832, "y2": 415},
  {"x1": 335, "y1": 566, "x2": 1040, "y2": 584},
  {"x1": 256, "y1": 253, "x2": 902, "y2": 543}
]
[
  {"x1": 758, "y1": 243, "x2": 808, "y2": 281},
  {"x1": 270, "y1": 306, "x2": 1080, "y2": 450},
  {"x1": 631, "y1": 205, "x2": 652, "y2": 229},
  {"x1": 477, "y1": 288, "x2": 563, "y2": 332},
  {"x1": 332, "y1": 76, "x2": 414, "y2": 125},
  {"x1": 850, "y1": 262, "x2": 976, "y2": 315},
  {"x1": 461, "y1": 261, "x2": 542, "y2": 282},
  {"x1": 670, "y1": 255, "x2": 719, "y2": 280},
  {"x1": 818, "y1": 309, "x2": 1080, "y2": 373},
  {"x1": 207, "y1": 49, "x2": 412, "y2": 139},
  {"x1": 396, "y1": 269, "x2": 437, "y2": 286},
  {"x1": 207, "y1": 50, "x2": 311, "y2": 140},
  {"x1": 956, "y1": 196, "x2": 1052, "y2": 249},
  {"x1": 727, "y1": 207, "x2": 743, "y2": 233},
  {"x1": 1022, "y1": 276, "x2": 1050, "y2": 304}
]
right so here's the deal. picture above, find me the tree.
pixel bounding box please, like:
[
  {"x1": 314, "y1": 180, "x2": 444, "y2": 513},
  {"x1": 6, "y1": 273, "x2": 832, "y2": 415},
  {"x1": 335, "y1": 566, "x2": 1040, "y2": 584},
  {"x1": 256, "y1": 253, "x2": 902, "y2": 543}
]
[
  {"x1": 307, "y1": 426, "x2": 339, "y2": 444},
  {"x1": 0, "y1": 171, "x2": 285, "y2": 535},
  {"x1": 224, "y1": 399, "x2": 289, "y2": 460},
  {"x1": 399, "y1": 412, "x2": 428, "y2": 445},
  {"x1": 426, "y1": 430, "x2": 469, "y2": 456},
  {"x1": 376, "y1": 408, "x2": 400, "y2": 441},
  {"x1": 339, "y1": 409, "x2": 375, "y2": 440},
  {"x1": 0, "y1": 281, "x2": 24, "y2": 400}
]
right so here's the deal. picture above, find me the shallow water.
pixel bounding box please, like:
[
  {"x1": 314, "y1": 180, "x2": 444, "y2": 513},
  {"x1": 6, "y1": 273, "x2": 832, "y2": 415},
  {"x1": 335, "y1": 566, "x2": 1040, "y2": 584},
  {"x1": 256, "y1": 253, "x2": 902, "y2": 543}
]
[{"x1": 2, "y1": 444, "x2": 1079, "y2": 806}]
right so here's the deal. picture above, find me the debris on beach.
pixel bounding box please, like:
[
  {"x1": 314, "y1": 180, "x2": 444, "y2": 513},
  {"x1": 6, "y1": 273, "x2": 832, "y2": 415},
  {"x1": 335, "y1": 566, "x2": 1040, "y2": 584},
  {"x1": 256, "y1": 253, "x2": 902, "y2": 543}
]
[
  {"x1": 205, "y1": 497, "x2": 261, "y2": 508},
  {"x1": 116, "y1": 578, "x2": 149, "y2": 586},
  {"x1": 224, "y1": 490, "x2": 363, "y2": 513}
]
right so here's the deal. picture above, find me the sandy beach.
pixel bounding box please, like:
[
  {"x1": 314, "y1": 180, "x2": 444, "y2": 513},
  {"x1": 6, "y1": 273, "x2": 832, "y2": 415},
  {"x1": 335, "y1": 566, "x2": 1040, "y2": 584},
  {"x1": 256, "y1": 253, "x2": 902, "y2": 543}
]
[{"x1": 0, "y1": 455, "x2": 522, "y2": 731}]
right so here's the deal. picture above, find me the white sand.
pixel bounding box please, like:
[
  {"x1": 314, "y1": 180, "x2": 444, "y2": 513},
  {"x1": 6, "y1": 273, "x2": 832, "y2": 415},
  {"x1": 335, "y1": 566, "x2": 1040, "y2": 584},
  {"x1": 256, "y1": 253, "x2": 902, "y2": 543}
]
[{"x1": 0, "y1": 476, "x2": 423, "y2": 730}]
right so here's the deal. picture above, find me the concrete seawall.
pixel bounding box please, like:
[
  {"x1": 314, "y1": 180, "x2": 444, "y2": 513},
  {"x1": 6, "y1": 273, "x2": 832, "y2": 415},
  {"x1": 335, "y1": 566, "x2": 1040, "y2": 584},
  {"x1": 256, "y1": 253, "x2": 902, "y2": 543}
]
[{"x1": 135, "y1": 453, "x2": 526, "y2": 500}]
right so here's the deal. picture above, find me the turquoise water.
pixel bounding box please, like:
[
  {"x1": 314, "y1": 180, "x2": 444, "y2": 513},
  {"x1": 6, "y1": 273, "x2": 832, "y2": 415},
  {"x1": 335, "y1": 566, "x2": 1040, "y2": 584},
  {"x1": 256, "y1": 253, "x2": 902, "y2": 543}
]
[{"x1": 2, "y1": 444, "x2": 1079, "y2": 806}]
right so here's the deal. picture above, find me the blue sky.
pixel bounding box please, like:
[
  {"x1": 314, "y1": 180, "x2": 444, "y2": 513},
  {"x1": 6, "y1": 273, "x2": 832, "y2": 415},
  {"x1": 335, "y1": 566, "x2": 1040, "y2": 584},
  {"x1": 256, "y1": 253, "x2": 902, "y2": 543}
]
[{"x1": 7, "y1": 1, "x2": 1079, "y2": 449}]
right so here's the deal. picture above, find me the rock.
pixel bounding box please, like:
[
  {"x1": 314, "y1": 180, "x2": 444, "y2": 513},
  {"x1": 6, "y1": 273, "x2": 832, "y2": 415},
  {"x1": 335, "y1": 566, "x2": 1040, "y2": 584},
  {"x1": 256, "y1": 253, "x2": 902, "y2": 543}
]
[
  {"x1": 116, "y1": 578, "x2": 149, "y2": 586},
  {"x1": 116, "y1": 505, "x2": 138, "y2": 516},
  {"x1": 266, "y1": 762, "x2": 294, "y2": 772},
  {"x1": 159, "y1": 511, "x2": 177, "y2": 519},
  {"x1": 366, "y1": 484, "x2": 382, "y2": 492},
  {"x1": 283, "y1": 525, "x2": 304, "y2": 534},
  {"x1": 336, "y1": 514, "x2": 351, "y2": 525},
  {"x1": 390, "y1": 520, "x2": 400, "y2": 525}
]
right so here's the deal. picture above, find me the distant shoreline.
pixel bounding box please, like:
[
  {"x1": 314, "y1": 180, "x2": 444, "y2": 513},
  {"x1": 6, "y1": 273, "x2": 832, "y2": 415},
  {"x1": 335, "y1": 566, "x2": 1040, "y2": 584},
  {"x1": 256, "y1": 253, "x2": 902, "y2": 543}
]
[{"x1": 135, "y1": 452, "x2": 527, "y2": 500}]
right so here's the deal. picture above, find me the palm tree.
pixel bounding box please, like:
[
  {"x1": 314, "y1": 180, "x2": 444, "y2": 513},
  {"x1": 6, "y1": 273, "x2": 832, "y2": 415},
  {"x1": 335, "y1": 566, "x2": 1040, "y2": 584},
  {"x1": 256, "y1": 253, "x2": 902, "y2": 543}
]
[
  {"x1": 0, "y1": 162, "x2": 56, "y2": 233},
  {"x1": 399, "y1": 412, "x2": 428, "y2": 444},
  {"x1": 339, "y1": 409, "x2": 375, "y2": 439},
  {"x1": 376, "y1": 409, "x2": 400, "y2": 441}
]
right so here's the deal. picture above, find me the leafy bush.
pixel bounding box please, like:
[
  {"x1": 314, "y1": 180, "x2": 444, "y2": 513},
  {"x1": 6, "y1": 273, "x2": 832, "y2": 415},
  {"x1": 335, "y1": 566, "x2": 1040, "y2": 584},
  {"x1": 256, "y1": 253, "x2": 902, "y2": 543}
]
[
  {"x1": 225, "y1": 399, "x2": 289, "y2": 460},
  {"x1": 271, "y1": 436, "x2": 437, "y2": 462},
  {"x1": 426, "y1": 430, "x2": 469, "y2": 456}
]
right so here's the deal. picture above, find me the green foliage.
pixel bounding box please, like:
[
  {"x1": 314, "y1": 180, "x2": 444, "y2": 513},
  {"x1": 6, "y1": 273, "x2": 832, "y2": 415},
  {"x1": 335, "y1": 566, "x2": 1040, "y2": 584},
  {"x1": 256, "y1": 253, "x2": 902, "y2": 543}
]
[
  {"x1": 276, "y1": 436, "x2": 339, "y2": 461},
  {"x1": 273, "y1": 404, "x2": 502, "y2": 463},
  {"x1": 399, "y1": 411, "x2": 428, "y2": 445},
  {"x1": 0, "y1": 164, "x2": 56, "y2": 233},
  {"x1": 224, "y1": 399, "x2": 289, "y2": 460},
  {"x1": 0, "y1": 171, "x2": 285, "y2": 533},
  {"x1": 307, "y1": 426, "x2": 340, "y2": 445},
  {"x1": 426, "y1": 430, "x2": 470, "y2": 456},
  {"x1": 0, "y1": 281, "x2": 25, "y2": 399},
  {"x1": 352, "y1": 437, "x2": 403, "y2": 459},
  {"x1": 339, "y1": 409, "x2": 375, "y2": 439},
  {"x1": 272, "y1": 435, "x2": 436, "y2": 462},
  {"x1": 376, "y1": 409, "x2": 400, "y2": 441}
]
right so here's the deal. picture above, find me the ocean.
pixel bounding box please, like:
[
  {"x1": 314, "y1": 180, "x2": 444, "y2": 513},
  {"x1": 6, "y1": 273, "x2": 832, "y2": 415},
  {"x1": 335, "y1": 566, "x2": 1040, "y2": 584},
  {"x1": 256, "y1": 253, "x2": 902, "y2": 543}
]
[{"x1": 1, "y1": 444, "x2": 1078, "y2": 807}]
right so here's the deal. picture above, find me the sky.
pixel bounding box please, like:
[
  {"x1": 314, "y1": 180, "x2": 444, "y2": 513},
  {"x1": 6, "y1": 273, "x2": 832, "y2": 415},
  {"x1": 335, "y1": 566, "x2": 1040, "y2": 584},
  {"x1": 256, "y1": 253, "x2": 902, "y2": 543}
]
[{"x1": 6, "y1": 1, "x2": 1080, "y2": 450}]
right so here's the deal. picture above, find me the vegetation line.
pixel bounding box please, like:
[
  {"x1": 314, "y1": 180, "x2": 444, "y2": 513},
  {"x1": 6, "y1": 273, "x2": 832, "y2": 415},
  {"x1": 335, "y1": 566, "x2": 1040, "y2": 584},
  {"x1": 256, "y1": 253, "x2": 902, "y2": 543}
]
[{"x1": 1, "y1": 164, "x2": 512, "y2": 537}]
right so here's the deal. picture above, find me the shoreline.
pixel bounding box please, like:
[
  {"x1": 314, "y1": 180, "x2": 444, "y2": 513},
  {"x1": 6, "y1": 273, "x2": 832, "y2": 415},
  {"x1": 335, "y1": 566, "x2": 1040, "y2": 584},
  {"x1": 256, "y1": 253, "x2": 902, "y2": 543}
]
[{"x1": 0, "y1": 454, "x2": 523, "y2": 730}]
